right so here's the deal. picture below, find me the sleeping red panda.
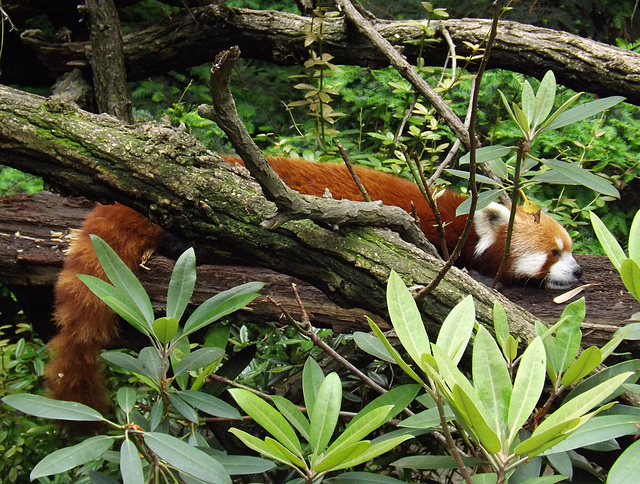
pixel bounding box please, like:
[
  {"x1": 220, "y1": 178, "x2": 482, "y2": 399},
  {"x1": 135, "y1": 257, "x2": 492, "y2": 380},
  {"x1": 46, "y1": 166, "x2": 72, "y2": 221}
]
[{"x1": 45, "y1": 155, "x2": 582, "y2": 413}]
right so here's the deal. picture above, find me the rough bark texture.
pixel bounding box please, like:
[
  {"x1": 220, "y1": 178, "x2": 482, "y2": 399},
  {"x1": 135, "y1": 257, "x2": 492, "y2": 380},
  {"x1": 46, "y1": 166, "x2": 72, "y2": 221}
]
[
  {"x1": 2, "y1": 191, "x2": 638, "y2": 355},
  {"x1": 0, "y1": 83, "x2": 539, "y2": 344},
  {"x1": 18, "y1": 6, "x2": 640, "y2": 104}
]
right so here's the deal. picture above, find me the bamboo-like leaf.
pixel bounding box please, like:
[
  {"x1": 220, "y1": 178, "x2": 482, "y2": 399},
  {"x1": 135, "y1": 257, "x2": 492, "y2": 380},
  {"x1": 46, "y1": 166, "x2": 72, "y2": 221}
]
[
  {"x1": 329, "y1": 434, "x2": 413, "y2": 471},
  {"x1": 514, "y1": 418, "x2": 581, "y2": 457},
  {"x1": 330, "y1": 472, "x2": 412, "y2": 483},
  {"x1": 431, "y1": 344, "x2": 478, "y2": 400},
  {"x1": 531, "y1": 71, "x2": 557, "y2": 131},
  {"x1": 228, "y1": 388, "x2": 302, "y2": 455},
  {"x1": 144, "y1": 432, "x2": 231, "y2": 483},
  {"x1": 314, "y1": 441, "x2": 371, "y2": 473},
  {"x1": 540, "y1": 159, "x2": 619, "y2": 198},
  {"x1": 499, "y1": 89, "x2": 518, "y2": 126},
  {"x1": 120, "y1": 438, "x2": 144, "y2": 484},
  {"x1": 174, "y1": 347, "x2": 225, "y2": 377},
  {"x1": 452, "y1": 385, "x2": 502, "y2": 454},
  {"x1": 399, "y1": 405, "x2": 454, "y2": 429},
  {"x1": 2, "y1": 394, "x2": 106, "y2": 421},
  {"x1": 387, "y1": 270, "x2": 430, "y2": 368},
  {"x1": 541, "y1": 96, "x2": 625, "y2": 132},
  {"x1": 166, "y1": 247, "x2": 196, "y2": 320},
  {"x1": 473, "y1": 325, "x2": 512, "y2": 436},
  {"x1": 177, "y1": 390, "x2": 241, "y2": 419},
  {"x1": 138, "y1": 347, "x2": 162, "y2": 382},
  {"x1": 590, "y1": 211, "x2": 627, "y2": 272},
  {"x1": 30, "y1": 435, "x2": 114, "y2": 479},
  {"x1": 552, "y1": 298, "x2": 585, "y2": 373},
  {"x1": 310, "y1": 372, "x2": 342, "y2": 458},
  {"x1": 621, "y1": 258, "x2": 640, "y2": 301},
  {"x1": 436, "y1": 295, "x2": 475, "y2": 365},
  {"x1": 264, "y1": 437, "x2": 306, "y2": 468},
  {"x1": 508, "y1": 337, "x2": 546, "y2": 442},
  {"x1": 455, "y1": 189, "x2": 506, "y2": 216},
  {"x1": 561, "y1": 346, "x2": 602, "y2": 387},
  {"x1": 391, "y1": 455, "x2": 488, "y2": 470},
  {"x1": 445, "y1": 169, "x2": 501, "y2": 186},
  {"x1": 89, "y1": 235, "x2": 154, "y2": 325},
  {"x1": 204, "y1": 453, "x2": 276, "y2": 476},
  {"x1": 493, "y1": 301, "x2": 510, "y2": 350},
  {"x1": 167, "y1": 393, "x2": 199, "y2": 423},
  {"x1": 512, "y1": 103, "x2": 531, "y2": 137},
  {"x1": 349, "y1": 384, "x2": 420, "y2": 429},
  {"x1": 353, "y1": 331, "x2": 396, "y2": 363}
]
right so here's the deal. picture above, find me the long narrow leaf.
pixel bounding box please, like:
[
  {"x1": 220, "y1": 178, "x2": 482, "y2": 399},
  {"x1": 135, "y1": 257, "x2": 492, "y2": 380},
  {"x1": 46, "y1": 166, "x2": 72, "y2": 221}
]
[
  {"x1": 436, "y1": 295, "x2": 475, "y2": 364},
  {"x1": 166, "y1": 248, "x2": 197, "y2": 320},
  {"x1": 120, "y1": 438, "x2": 144, "y2": 484},
  {"x1": 89, "y1": 235, "x2": 154, "y2": 325},
  {"x1": 310, "y1": 372, "x2": 342, "y2": 458},
  {"x1": 531, "y1": 71, "x2": 556, "y2": 130},
  {"x1": 30, "y1": 435, "x2": 114, "y2": 479},
  {"x1": 183, "y1": 292, "x2": 260, "y2": 338},
  {"x1": 629, "y1": 209, "x2": 640, "y2": 263},
  {"x1": 542, "y1": 96, "x2": 625, "y2": 132},
  {"x1": 174, "y1": 347, "x2": 225, "y2": 377},
  {"x1": 144, "y1": 432, "x2": 231, "y2": 483},
  {"x1": 178, "y1": 390, "x2": 241, "y2": 419},
  {"x1": 541, "y1": 159, "x2": 619, "y2": 198},
  {"x1": 621, "y1": 258, "x2": 640, "y2": 301},
  {"x1": 2, "y1": 394, "x2": 106, "y2": 421},
  {"x1": 452, "y1": 385, "x2": 502, "y2": 453},
  {"x1": 272, "y1": 395, "x2": 310, "y2": 441},
  {"x1": 590, "y1": 211, "x2": 627, "y2": 271},
  {"x1": 387, "y1": 270, "x2": 430, "y2": 367}
]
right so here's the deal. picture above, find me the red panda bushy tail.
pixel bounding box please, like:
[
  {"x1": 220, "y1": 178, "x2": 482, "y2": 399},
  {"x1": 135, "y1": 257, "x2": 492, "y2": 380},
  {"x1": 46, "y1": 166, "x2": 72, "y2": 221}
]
[{"x1": 44, "y1": 203, "x2": 162, "y2": 413}]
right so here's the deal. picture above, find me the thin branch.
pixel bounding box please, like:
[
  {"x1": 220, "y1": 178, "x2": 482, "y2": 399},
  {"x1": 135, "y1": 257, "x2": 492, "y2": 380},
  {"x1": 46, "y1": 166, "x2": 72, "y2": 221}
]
[{"x1": 337, "y1": 141, "x2": 371, "y2": 202}]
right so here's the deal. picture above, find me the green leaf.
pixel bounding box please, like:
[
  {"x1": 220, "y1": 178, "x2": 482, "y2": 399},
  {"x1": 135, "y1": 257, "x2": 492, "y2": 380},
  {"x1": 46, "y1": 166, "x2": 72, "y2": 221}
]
[
  {"x1": 2, "y1": 394, "x2": 106, "y2": 421},
  {"x1": 541, "y1": 96, "x2": 625, "y2": 132},
  {"x1": 629, "y1": 209, "x2": 640, "y2": 263},
  {"x1": 431, "y1": 344, "x2": 478, "y2": 401},
  {"x1": 621, "y1": 258, "x2": 640, "y2": 301},
  {"x1": 138, "y1": 346, "x2": 162, "y2": 382},
  {"x1": 437, "y1": 295, "x2": 475, "y2": 365},
  {"x1": 102, "y1": 351, "x2": 147, "y2": 378},
  {"x1": 399, "y1": 406, "x2": 453, "y2": 429},
  {"x1": 353, "y1": 331, "x2": 396, "y2": 363},
  {"x1": 310, "y1": 372, "x2": 342, "y2": 458},
  {"x1": 272, "y1": 395, "x2": 310, "y2": 441},
  {"x1": 493, "y1": 301, "x2": 509, "y2": 350},
  {"x1": 168, "y1": 393, "x2": 199, "y2": 423},
  {"x1": 392, "y1": 455, "x2": 487, "y2": 470},
  {"x1": 144, "y1": 432, "x2": 231, "y2": 483},
  {"x1": 89, "y1": 235, "x2": 154, "y2": 326},
  {"x1": 264, "y1": 437, "x2": 306, "y2": 468},
  {"x1": 536, "y1": 372, "x2": 634, "y2": 436},
  {"x1": 561, "y1": 346, "x2": 602, "y2": 387},
  {"x1": 120, "y1": 438, "x2": 144, "y2": 484},
  {"x1": 174, "y1": 347, "x2": 225, "y2": 377},
  {"x1": 314, "y1": 441, "x2": 371, "y2": 473},
  {"x1": 387, "y1": 270, "x2": 430, "y2": 368},
  {"x1": 331, "y1": 471, "x2": 408, "y2": 483},
  {"x1": 540, "y1": 159, "x2": 619, "y2": 198},
  {"x1": 228, "y1": 388, "x2": 302, "y2": 455},
  {"x1": 508, "y1": 337, "x2": 546, "y2": 442},
  {"x1": 183, "y1": 283, "x2": 262, "y2": 337},
  {"x1": 166, "y1": 247, "x2": 196, "y2": 320},
  {"x1": 177, "y1": 390, "x2": 241, "y2": 419},
  {"x1": 564, "y1": 360, "x2": 640, "y2": 403},
  {"x1": 30, "y1": 435, "x2": 114, "y2": 479},
  {"x1": 204, "y1": 453, "x2": 276, "y2": 475},
  {"x1": 455, "y1": 189, "x2": 506, "y2": 216},
  {"x1": 459, "y1": 145, "x2": 513, "y2": 165},
  {"x1": 153, "y1": 317, "x2": 179, "y2": 344},
  {"x1": 452, "y1": 384, "x2": 502, "y2": 454},
  {"x1": 303, "y1": 357, "x2": 325, "y2": 414},
  {"x1": 228, "y1": 428, "x2": 292, "y2": 466},
  {"x1": 521, "y1": 80, "x2": 536, "y2": 124},
  {"x1": 590, "y1": 211, "x2": 627, "y2": 272},
  {"x1": 117, "y1": 387, "x2": 137, "y2": 414},
  {"x1": 329, "y1": 433, "x2": 413, "y2": 471},
  {"x1": 444, "y1": 169, "x2": 501, "y2": 186},
  {"x1": 77, "y1": 275, "x2": 150, "y2": 336},
  {"x1": 544, "y1": 414, "x2": 639, "y2": 454},
  {"x1": 369, "y1": 317, "x2": 425, "y2": 385},
  {"x1": 531, "y1": 71, "x2": 556, "y2": 131},
  {"x1": 607, "y1": 438, "x2": 640, "y2": 483},
  {"x1": 514, "y1": 418, "x2": 581, "y2": 456},
  {"x1": 512, "y1": 103, "x2": 531, "y2": 136},
  {"x1": 473, "y1": 325, "x2": 512, "y2": 436},
  {"x1": 350, "y1": 384, "x2": 420, "y2": 428},
  {"x1": 551, "y1": 298, "x2": 585, "y2": 373}
]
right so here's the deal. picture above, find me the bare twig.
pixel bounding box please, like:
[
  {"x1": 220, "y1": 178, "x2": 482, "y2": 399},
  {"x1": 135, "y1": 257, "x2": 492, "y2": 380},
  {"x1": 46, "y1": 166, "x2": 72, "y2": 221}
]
[{"x1": 337, "y1": 141, "x2": 371, "y2": 202}]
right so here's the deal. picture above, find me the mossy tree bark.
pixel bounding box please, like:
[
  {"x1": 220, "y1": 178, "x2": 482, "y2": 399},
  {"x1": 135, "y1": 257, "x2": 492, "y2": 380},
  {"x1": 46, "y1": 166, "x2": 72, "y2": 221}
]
[{"x1": 0, "y1": 83, "x2": 537, "y2": 343}]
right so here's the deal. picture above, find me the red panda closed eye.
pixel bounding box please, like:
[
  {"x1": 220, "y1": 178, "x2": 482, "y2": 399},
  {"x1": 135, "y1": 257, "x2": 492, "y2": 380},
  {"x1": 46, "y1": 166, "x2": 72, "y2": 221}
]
[{"x1": 45, "y1": 155, "x2": 582, "y2": 415}]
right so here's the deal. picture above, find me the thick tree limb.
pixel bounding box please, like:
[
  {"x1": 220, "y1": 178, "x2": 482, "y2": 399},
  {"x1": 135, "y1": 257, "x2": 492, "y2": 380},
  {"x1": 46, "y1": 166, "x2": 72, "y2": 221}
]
[
  {"x1": 19, "y1": 6, "x2": 640, "y2": 104},
  {"x1": 0, "y1": 83, "x2": 537, "y2": 344}
]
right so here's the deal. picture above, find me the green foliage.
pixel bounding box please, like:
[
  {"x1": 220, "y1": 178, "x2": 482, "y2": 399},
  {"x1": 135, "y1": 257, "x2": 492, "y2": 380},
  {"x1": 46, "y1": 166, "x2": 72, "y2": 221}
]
[
  {"x1": 355, "y1": 271, "x2": 640, "y2": 482},
  {"x1": 0, "y1": 166, "x2": 43, "y2": 195},
  {"x1": 228, "y1": 358, "x2": 418, "y2": 483},
  {"x1": 2, "y1": 236, "x2": 268, "y2": 483}
]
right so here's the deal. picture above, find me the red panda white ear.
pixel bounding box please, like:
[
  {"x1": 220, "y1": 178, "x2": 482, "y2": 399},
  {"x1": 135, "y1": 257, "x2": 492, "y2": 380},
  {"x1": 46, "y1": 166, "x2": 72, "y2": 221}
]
[{"x1": 472, "y1": 203, "x2": 511, "y2": 256}]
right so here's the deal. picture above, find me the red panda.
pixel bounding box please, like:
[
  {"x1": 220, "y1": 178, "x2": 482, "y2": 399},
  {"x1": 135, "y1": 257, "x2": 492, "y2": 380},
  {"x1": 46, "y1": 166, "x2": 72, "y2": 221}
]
[{"x1": 44, "y1": 155, "x2": 582, "y2": 412}]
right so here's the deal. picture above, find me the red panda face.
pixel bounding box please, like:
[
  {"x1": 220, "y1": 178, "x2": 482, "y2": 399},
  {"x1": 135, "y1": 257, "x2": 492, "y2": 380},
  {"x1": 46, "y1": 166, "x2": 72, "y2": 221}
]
[{"x1": 472, "y1": 203, "x2": 583, "y2": 289}]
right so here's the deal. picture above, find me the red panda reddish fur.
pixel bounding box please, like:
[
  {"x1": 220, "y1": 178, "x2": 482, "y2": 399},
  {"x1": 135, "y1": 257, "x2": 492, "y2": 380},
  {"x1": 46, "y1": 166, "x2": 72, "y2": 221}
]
[{"x1": 45, "y1": 155, "x2": 581, "y2": 412}]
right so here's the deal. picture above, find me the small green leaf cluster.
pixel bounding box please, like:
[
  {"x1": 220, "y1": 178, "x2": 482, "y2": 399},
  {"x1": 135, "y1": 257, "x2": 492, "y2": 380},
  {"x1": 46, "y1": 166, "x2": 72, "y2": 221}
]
[
  {"x1": 228, "y1": 357, "x2": 418, "y2": 483},
  {"x1": 2, "y1": 235, "x2": 267, "y2": 483},
  {"x1": 356, "y1": 271, "x2": 640, "y2": 482}
]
